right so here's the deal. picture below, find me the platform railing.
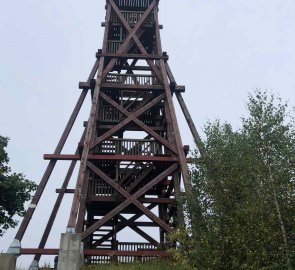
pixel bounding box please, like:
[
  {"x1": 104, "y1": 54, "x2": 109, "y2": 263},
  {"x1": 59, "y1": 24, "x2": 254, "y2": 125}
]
[
  {"x1": 88, "y1": 179, "x2": 115, "y2": 196},
  {"x1": 99, "y1": 106, "x2": 122, "y2": 122},
  {"x1": 111, "y1": 11, "x2": 154, "y2": 25},
  {"x1": 104, "y1": 74, "x2": 160, "y2": 86},
  {"x1": 107, "y1": 41, "x2": 122, "y2": 53},
  {"x1": 97, "y1": 138, "x2": 165, "y2": 156},
  {"x1": 115, "y1": 0, "x2": 153, "y2": 9}
]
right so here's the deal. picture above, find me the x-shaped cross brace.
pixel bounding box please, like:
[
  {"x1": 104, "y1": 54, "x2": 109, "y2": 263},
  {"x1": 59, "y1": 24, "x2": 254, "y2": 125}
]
[
  {"x1": 102, "y1": 0, "x2": 163, "y2": 83},
  {"x1": 81, "y1": 161, "x2": 177, "y2": 240},
  {"x1": 92, "y1": 203, "x2": 158, "y2": 247},
  {"x1": 90, "y1": 92, "x2": 177, "y2": 154}
]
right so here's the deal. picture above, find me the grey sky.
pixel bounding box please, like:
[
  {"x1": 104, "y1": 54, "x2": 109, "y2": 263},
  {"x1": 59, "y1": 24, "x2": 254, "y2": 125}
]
[{"x1": 0, "y1": 0, "x2": 294, "y2": 267}]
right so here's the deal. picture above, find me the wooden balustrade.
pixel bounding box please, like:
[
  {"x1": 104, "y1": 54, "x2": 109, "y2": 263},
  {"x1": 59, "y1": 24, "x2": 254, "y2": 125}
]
[
  {"x1": 104, "y1": 74, "x2": 160, "y2": 85},
  {"x1": 117, "y1": 242, "x2": 156, "y2": 263},
  {"x1": 115, "y1": 0, "x2": 153, "y2": 9},
  {"x1": 107, "y1": 41, "x2": 121, "y2": 53},
  {"x1": 111, "y1": 11, "x2": 154, "y2": 25},
  {"x1": 88, "y1": 179, "x2": 114, "y2": 196},
  {"x1": 99, "y1": 106, "x2": 122, "y2": 122},
  {"x1": 96, "y1": 139, "x2": 165, "y2": 156}
]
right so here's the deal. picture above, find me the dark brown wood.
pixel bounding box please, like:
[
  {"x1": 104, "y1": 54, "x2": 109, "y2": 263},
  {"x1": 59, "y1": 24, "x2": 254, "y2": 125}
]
[
  {"x1": 96, "y1": 52, "x2": 168, "y2": 60},
  {"x1": 154, "y1": 6, "x2": 192, "y2": 194},
  {"x1": 176, "y1": 92, "x2": 206, "y2": 157},
  {"x1": 90, "y1": 93, "x2": 166, "y2": 149},
  {"x1": 56, "y1": 189, "x2": 75, "y2": 193},
  {"x1": 108, "y1": 0, "x2": 163, "y2": 83},
  {"x1": 100, "y1": 83, "x2": 164, "y2": 90},
  {"x1": 92, "y1": 204, "x2": 158, "y2": 247},
  {"x1": 98, "y1": 92, "x2": 177, "y2": 154},
  {"x1": 15, "y1": 0, "x2": 204, "y2": 262},
  {"x1": 81, "y1": 163, "x2": 177, "y2": 240},
  {"x1": 87, "y1": 196, "x2": 176, "y2": 204},
  {"x1": 101, "y1": 0, "x2": 158, "y2": 80},
  {"x1": 67, "y1": 4, "x2": 112, "y2": 229},
  {"x1": 117, "y1": 215, "x2": 159, "y2": 245}
]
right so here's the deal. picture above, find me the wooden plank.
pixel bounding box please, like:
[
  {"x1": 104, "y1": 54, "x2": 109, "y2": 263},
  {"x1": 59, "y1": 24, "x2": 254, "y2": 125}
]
[
  {"x1": 96, "y1": 52, "x2": 168, "y2": 60},
  {"x1": 56, "y1": 189, "x2": 75, "y2": 193},
  {"x1": 100, "y1": 83, "x2": 164, "y2": 90},
  {"x1": 45, "y1": 154, "x2": 192, "y2": 163},
  {"x1": 96, "y1": 125, "x2": 166, "y2": 132},
  {"x1": 44, "y1": 154, "x2": 80, "y2": 160},
  {"x1": 21, "y1": 249, "x2": 59, "y2": 255},
  {"x1": 87, "y1": 196, "x2": 176, "y2": 204}
]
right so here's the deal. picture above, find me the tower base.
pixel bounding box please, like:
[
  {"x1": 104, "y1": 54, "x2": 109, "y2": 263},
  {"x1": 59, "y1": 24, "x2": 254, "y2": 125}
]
[
  {"x1": 57, "y1": 233, "x2": 83, "y2": 270},
  {"x1": 0, "y1": 254, "x2": 16, "y2": 270}
]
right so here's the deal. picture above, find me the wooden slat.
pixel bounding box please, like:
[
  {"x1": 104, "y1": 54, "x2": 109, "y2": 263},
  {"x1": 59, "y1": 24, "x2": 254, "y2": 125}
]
[
  {"x1": 44, "y1": 154, "x2": 178, "y2": 162},
  {"x1": 96, "y1": 52, "x2": 168, "y2": 60}
]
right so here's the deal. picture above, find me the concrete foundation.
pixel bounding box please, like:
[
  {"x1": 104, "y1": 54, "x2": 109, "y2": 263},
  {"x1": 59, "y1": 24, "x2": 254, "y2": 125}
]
[
  {"x1": 28, "y1": 259, "x2": 39, "y2": 270},
  {"x1": 57, "y1": 233, "x2": 83, "y2": 270},
  {"x1": 0, "y1": 254, "x2": 16, "y2": 270}
]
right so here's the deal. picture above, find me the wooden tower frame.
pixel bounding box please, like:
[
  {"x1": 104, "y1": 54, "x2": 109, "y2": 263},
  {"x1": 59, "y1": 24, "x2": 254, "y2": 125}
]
[{"x1": 8, "y1": 0, "x2": 204, "y2": 266}]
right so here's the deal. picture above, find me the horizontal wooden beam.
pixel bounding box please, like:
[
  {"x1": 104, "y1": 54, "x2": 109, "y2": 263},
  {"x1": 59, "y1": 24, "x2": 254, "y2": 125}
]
[
  {"x1": 96, "y1": 52, "x2": 169, "y2": 60},
  {"x1": 173, "y1": 85, "x2": 186, "y2": 93},
  {"x1": 100, "y1": 83, "x2": 164, "y2": 90},
  {"x1": 86, "y1": 196, "x2": 176, "y2": 204},
  {"x1": 95, "y1": 124, "x2": 166, "y2": 131},
  {"x1": 79, "y1": 79, "x2": 96, "y2": 90},
  {"x1": 44, "y1": 154, "x2": 178, "y2": 162},
  {"x1": 84, "y1": 249, "x2": 171, "y2": 257},
  {"x1": 21, "y1": 248, "x2": 59, "y2": 255},
  {"x1": 55, "y1": 189, "x2": 75, "y2": 193},
  {"x1": 121, "y1": 66, "x2": 152, "y2": 71},
  {"x1": 85, "y1": 221, "x2": 158, "y2": 227},
  {"x1": 20, "y1": 248, "x2": 170, "y2": 257}
]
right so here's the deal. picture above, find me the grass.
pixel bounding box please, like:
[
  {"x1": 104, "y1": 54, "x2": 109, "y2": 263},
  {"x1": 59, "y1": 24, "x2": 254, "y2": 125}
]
[{"x1": 83, "y1": 261, "x2": 191, "y2": 270}]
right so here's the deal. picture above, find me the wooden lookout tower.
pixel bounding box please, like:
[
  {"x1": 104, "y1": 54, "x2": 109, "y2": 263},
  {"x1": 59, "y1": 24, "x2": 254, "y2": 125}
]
[{"x1": 8, "y1": 0, "x2": 204, "y2": 267}]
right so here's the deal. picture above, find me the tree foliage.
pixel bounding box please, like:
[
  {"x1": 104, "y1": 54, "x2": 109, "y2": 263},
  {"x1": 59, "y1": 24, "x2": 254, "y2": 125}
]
[
  {"x1": 0, "y1": 136, "x2": 36, "y2": 236},
  {"x1": 172, "y1": 90, "x2": 295, "y2": 269}
]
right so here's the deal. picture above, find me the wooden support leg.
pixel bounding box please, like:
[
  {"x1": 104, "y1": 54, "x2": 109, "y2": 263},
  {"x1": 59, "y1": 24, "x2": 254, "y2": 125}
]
[
  {"x1": 14, "y1": 89, "x2": 89, "y2": 242},
  {"x1": 175, "y1": 93, "x2": 205, "y2": 157}
]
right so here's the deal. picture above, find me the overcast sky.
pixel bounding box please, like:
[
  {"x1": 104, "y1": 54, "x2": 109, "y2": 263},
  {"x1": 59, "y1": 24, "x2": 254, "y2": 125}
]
[{"x1": 0, "y1": 0, "x2": 295, "y2": 267}]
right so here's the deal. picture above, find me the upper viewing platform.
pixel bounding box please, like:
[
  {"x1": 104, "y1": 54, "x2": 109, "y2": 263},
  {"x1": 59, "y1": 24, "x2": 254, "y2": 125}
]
[{"x1": 114, "y1": 0, "x2": 155, "y2": 11}]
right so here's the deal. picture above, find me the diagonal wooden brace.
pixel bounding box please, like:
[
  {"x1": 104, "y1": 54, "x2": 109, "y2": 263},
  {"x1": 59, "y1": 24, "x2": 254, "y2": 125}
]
[
  {"x1": 108, "y1": 0, "x2": 163, "y2": 83},
  {"x1": 90, "y1": 93, "x2": 167, "y2": 150},
  {"x1": 81, "y1": 162, "x2": 177, "y2": 240},
  {"x1": 92, "y1": 203, "x2": 157, "y2": 247},
  {"x1": 98, "y1": 91, "x2": 177, "y2": 154},
  {"x1": 102, "y1": 0, "x2": 159, "y2": 80}
]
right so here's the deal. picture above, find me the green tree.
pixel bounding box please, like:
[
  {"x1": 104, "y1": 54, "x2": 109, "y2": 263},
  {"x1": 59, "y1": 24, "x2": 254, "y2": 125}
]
[
  {"x1": 172, "y1": 90, "x2": 295, "y2": 269},
  {"x1": 0, "y1": 136, "x2": 36, "y2": 236}
]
